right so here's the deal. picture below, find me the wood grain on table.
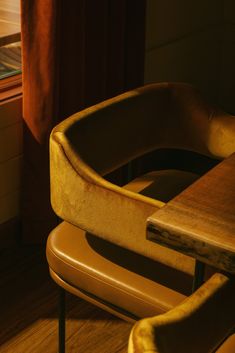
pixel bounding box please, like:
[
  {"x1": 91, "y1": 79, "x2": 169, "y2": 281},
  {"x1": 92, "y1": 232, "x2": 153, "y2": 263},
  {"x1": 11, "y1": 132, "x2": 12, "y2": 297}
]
[{"x1": 147, "y1": 152, "x2": 235, "y2": 273}]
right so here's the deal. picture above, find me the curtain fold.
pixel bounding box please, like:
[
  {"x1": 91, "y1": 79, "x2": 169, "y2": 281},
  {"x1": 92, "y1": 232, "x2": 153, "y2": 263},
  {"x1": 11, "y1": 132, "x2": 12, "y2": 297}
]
[{"x1": 20, "y1": 0, "x2": 146, "y2": 242}]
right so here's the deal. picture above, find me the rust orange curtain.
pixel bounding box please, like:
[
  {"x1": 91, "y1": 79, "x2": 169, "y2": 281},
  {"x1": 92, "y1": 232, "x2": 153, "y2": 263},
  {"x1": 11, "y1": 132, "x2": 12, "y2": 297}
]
[{"x1": 20, "y1": 0, "x2": 146, "y2": 242}]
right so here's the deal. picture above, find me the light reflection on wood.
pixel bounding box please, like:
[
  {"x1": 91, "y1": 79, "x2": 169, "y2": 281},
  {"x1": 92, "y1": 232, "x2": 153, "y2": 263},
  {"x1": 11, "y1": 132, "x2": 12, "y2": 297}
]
[{"x1": 0, "y1": 0, "x2": 20, "y2": 47}]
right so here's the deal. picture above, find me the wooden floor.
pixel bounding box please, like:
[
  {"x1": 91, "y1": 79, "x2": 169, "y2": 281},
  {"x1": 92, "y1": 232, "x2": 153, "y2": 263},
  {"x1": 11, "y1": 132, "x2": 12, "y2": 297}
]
[{"x1": 0, "y1": 246, "x2": 131, "y2": 353}]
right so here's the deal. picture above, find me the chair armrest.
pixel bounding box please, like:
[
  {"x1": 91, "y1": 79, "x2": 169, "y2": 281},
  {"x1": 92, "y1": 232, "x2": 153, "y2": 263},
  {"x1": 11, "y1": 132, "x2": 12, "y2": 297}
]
[{"x1": 128, "y1": 273, "x2": 235, "y2": 353}]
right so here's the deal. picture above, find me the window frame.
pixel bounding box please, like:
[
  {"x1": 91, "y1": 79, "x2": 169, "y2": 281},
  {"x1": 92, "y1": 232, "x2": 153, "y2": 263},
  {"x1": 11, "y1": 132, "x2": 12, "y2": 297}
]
[{"x1": 0, "y1": 73, "x2": 22, "y2": 103}]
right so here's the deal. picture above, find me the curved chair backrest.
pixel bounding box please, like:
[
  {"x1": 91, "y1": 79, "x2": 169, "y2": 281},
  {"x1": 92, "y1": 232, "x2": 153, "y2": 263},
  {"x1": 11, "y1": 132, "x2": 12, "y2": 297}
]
[
  {"x1": 49, "y1": 83, "x2": 235, "y2": 271},
  {"x1": 52, "y1": 82, "x2": 235, "y2": 177},
  {"x1": 128, "y1": 273, "x2": 235, "y2": 353}
]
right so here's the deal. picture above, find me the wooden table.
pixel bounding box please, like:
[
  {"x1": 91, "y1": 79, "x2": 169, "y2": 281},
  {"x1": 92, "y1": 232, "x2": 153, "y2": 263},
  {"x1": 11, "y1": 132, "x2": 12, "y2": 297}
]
[{"x1": 147, "y1": 152, "x2": 235, "y2": 275}]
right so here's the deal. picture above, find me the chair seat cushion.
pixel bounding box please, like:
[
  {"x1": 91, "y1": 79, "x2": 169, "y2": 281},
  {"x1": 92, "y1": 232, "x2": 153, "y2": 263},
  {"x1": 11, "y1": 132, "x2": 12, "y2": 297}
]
[{"x1": 47, "y1": 221, "x2": 192, "y2": 320}]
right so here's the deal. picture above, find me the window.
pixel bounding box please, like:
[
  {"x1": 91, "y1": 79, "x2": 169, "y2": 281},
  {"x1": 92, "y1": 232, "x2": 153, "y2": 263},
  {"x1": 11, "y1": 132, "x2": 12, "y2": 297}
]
[
  {"x1": 0, "y1": 0, "x2": 21, "y2": 101},
  {"x1": 0, "y1": 41, "x2": 21, "y2": 79}
]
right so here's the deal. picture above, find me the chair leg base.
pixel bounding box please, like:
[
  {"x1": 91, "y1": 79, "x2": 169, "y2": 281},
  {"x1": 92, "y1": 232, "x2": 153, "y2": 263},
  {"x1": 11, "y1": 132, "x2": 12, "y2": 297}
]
[
  {"x1": 59, "y1": 287, "x2": 66, "y2": 353},
  {"x1": 192, "y1": 260, "x2": 205, "y2": 292}
]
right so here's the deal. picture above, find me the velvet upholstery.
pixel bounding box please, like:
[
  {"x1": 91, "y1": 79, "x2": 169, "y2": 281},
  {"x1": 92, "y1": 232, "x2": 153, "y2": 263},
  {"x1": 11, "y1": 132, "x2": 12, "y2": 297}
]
[
  {"x1": 47, "y1": 221, "x2": 190, "y2": 322},
  {"x1": 49, "y1": 82, "x2": 235, "y2": 275},
  {"x1": 128, "y1": 273, "x2": 235, "y2": 353}
]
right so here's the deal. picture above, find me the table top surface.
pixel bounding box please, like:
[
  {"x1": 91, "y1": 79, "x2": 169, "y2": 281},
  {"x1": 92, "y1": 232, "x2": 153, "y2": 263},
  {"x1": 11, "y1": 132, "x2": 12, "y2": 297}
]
[{"x1": 147, "y1": 152, "x2": 235, "y2": 274}]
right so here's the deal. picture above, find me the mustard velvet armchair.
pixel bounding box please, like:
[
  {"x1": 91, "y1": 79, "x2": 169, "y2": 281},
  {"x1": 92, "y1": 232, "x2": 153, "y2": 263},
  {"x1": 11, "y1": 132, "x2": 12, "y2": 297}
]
[
  {"x1": 46, "y1": 83, "x2": 235, "y2": 352},
  {"x1": 128, "y1": 273, "x2": 235, "y2": 353}
]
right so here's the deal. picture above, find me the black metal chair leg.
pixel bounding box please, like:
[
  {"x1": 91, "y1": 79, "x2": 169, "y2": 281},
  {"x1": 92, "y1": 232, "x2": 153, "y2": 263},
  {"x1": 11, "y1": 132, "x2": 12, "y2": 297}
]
[
  {"x1": 192, "y1": 260, "x2": 205, "y2": 293},
  {"x1": 59, "y1": 287, "x2": 66, "y2": 353}
]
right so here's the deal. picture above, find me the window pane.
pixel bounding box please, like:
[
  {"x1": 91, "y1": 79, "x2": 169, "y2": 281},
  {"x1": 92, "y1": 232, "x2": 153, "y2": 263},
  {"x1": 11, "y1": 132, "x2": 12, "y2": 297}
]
[{"x1": 0, "y1": 0, "x2": 21, "y2": 80}]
